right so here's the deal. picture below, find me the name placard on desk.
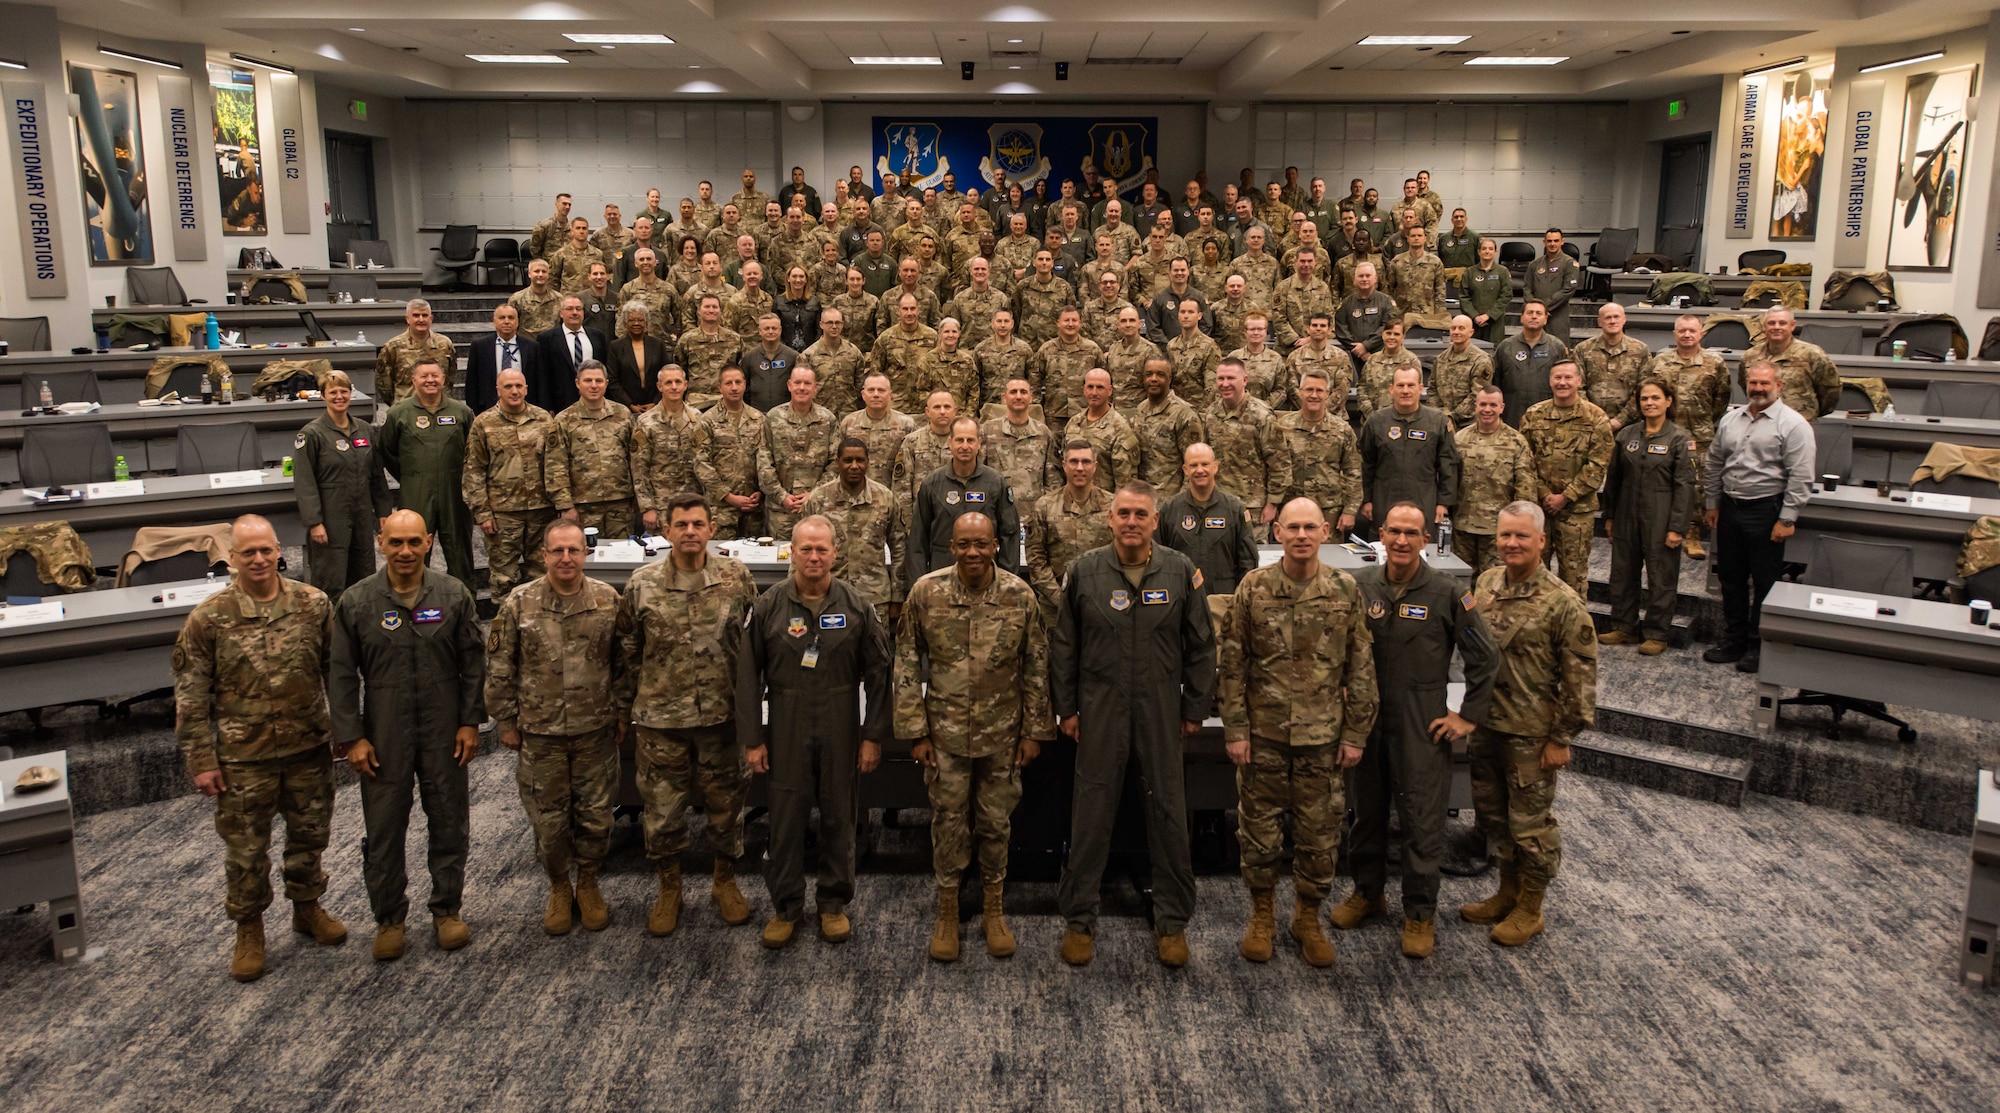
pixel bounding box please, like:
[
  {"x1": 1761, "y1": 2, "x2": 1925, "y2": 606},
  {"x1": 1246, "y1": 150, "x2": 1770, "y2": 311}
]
[
  {"x1": 208, "y1": 470, "x2": 264, "y2": 489},
  {"x1": 1807, "y1": 591, "x2": 1877, "y2": 619},
  {"x1": 0, "y1": 601, "x2": 65, "y2": 628},
  {"x1": 160, "y1": 581, "x2": 228, "y2": 606},
  {"x1": 588, "y1": 540, "x2": 648, "y2": 563},
  {"x1": 1910, "y1": 492, "x2": 1973, "y2": 513},
  {"x1": 85, "y1": 480, "x2": 145, "y2": 499}
]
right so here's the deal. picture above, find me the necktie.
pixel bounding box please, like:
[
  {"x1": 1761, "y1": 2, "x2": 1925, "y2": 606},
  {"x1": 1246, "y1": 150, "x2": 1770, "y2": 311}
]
[
  {"x1": 571, "y1": 331, "x2": 582, "y2": 366},
  {"x1": 501, "y1": 341, "x2": 515, "y2": 369}
]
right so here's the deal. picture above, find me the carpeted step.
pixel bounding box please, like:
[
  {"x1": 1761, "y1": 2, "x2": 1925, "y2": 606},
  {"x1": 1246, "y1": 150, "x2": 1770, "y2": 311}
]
[{"x1": 1570, "y1": 728, "x2": 1751, "y2": 808}]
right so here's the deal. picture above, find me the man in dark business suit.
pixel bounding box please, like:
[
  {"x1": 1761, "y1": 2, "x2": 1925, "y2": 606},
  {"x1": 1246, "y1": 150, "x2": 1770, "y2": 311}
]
[
  {"x1": 536, "y1": 295, "x2": 607, "y2": 412},
  {"x1": 466, "y1": 304, "x2": 543, "y2": 415}
]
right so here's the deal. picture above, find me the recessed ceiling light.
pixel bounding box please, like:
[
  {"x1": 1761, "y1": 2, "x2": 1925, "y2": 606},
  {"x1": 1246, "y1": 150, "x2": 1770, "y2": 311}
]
[
  {"x1": 1859, "y1": 50, "x2": 1945, "y2": 74},
  {"x1": 348, "y1": 27, "x2": 365, "y2": 32},
  {"x1": 1008, "y1": 65, "x2": 1021, "y2": 70},
  {"x1": 563, "y1": 33, "x2": 674, "y2": 44},
  {"x1": 466, "y1": 54, "x2": 570, "y2": 63},
  {"x1": 1359, "y1": 35, "x2": 1471, "y2": 46},
  {"x1": 1007, "y1": 39, "x2": 1024, "y2": 44},
  {"x1": 849, "y1": 56, "x2": 943, "y2": 65},
  {"x1": 1465, "y1": 56, "x2": 1567, "y2": 66}
]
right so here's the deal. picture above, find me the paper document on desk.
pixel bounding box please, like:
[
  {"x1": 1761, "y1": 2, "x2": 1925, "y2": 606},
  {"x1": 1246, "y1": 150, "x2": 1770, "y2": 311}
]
[
  {"x1": 1807, "y1": 592, "x2": 1877, "y2": 619},
  {"x1": 0, "y1": 601, "x2": 65, "y2": 627}
]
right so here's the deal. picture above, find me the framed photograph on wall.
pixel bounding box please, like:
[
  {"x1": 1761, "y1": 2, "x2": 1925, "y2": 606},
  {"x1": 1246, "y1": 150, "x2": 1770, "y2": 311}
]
[
  {"x1": 1887, "y1": 66, "x2": 1979, "y2": 271},
  {"x1": 209, "y1": 64, "x2": 267, "y2": 235},
  {"x1": 1768, "y1": 68, "x2": 1830, "y2": 241},
  {"x1": 70, "y1": 64, "x2": 154, "y2": 266}
]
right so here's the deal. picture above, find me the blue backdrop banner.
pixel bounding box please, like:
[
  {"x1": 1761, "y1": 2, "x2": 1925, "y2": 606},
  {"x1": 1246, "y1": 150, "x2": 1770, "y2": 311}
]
[{"x1": 872, "y1": 116, "x2": 1158, "y2": 200}]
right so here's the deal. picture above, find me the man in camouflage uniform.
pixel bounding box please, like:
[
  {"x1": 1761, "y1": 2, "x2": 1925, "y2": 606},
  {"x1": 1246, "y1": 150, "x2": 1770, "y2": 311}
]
[
  {"x1": 487, "y1": 518, "x2": 635, "y2": 936},
  {"x1": 1096, "y1": 199, "x2": 1142, "y2": 263},
  {"x1": 1133, "y1": 357, "x2": 1205, "y2": 496},
  {"x1": 617, "y1": 249, "x2": 680, "y2": 344},
  {"x1": 545, "y1": 360, "x2": 638, "y2": 538},
  {"x1": 528, "y1": 193, "x2": 574, "y2": 260},
  {"x1": 1204, "y1": 358, "x2": 1291, "y2": 532},
  {"x1": 703, "y1": 205, "x2": 748, "y2": 263},
  {"x1": 973, "y1": 307, "x2": 1035, "y2": 408},
  {"x1": 728, "y1": 169, "x2": 770, "y2": 224},
  {"x1": 723, "y1": 262, "x2": 774, "y2": 337},
  {"x1": 631, "y1": 364, "x2": 720, "y2": 534},
  {"x1": 1357, "y1": 320, "x2": 1424, "y2": 420},
  {"x1": 981, "y1": 377, "x2": 1057, "y2": 505},
  {"x1": 875, "y1": 258, "x2": 943, "y2": 335},
  {"x1": 840, "y1": 373, "x2": 917, "y2": 490},
  {"x1": 373, "y1": 299, "x2": 455, "y2": 412},
  {"x1": 463, "y1": 369, "x2": 556, "y2": 604},
  {"x1": 1524, "y1": 229, "x2": 1582, "y2": 344},
  {"x1": 1461, "y1": 501, "x2": 1597, "y2": 946},
  {"x1": 1647, "y1": 314, "x2": 1733, "y2": 557},
  {"x1": 1126, "y1": 227, "x2": 1181, "y2": 307},
  {"x1": 1272, "y1": 250, "x2": 1337, "y2": 350},
  {"x1": 869, "y1": 293, "x2": 940, "y2": 414},
  {"x1": 758, "y1": 365, "x2": 839, "y2": 540},
  {"x1": 897, "y1": 512, "x2": 1055, "y2": 962},
  {"x1": 1167, "y1": 299, "x2": 1223, "y2": 409},
  {"x1": 549, "y1": 219, "x2": 607, "y2": 297},
  {"x1": 1014, "y1": 250, "x2": 1078, "y2": 349},
  {"x1": 1520, "y1": 361, "x2": 1614, "y2": 593},
  {"x1": 1286, "y1": 311, "x2": 1354, "y2": 409},
  {"x1": 1230, "y1": 312, "x2": 1291, "y2": 409},
  {"x1": 378, "y1": 358, "x2": 476, "y2": 594},
  {"x1": 1219, "y1": 498, "x2": 1378, "y2": 967},
  {"x1": 812, "y1": 239, "x2": 849, "y2": 304},
  {"x1": 591, "y1": 204, "x2": 636, "y2": 259},
  {"x1": 673, "y1": 293, "x2": 741, "y2": 408},
  {"x1": 679, "y1": 254, "x2": 738, "y2": 334},
  {"x1": 1023, "y1": 441, "x2": 1114, "y2": 622},
  {"x1": 1453, "y1": 384, "x2": 1537, "y2": 572},
  {"x1": 1230, "y1": 227, "x2": 1282, "y2": 303},
  {"x1": 1574, "y1": 302, "x2": 1652, "y2": 429},
  {"x1": 921, "y1": 318, "x2": 981, "y2": 413},
  {"x1": 1208, "y1": 275, "x2": 1260, "y2": 355},
  {"x1": 619, "y1": 493, "x2": 761, "y2": 937},
  {"x1": 690, "y1": 180, "x2": 720, "y2": 231},
  {"x1": 1432, "y1": 315, "x2": 1495, "y2": 428},
  {"x1": 175, "y1": 514, "x2": 347, "y2": 982},
  {"x1": 1384, "y1": 227, "x2": 1447, "y2": 325},
  {"x1": 1279, "y1": 368, "x2": 1363, "y2": 535},
  {"x1": 1102, "y1": 307, "x2": 1163, "y2": 413},
  {"x1": 704, "y1": 366, "x2": 766, "y2": 539},
  {"x1": 803, "y1": 437, "x2": 906, "y2": 616},
  {"x1": 1031, "y1": 307, "x2": 1103, "y2": 434},
  {"x1": 945, "y1": 258, "x2": 1010, "y2": 350},
  {"x1": 1065, "y1": 370, "x2": 1139, "y2": 494},
  {"x1": 509, "y1": 260, "x2": 564, "y2": 335},
  {"x1": 1082, "y1": 269, "x2": 1135, "y2": 353},
  {"x1": 829, "y1": 268, "x2": 881, "y2": 354},
  {"x1": 1742, "y1": 307, "x2": 1841, "y2": 421},
  {"x1": 801, "y1": 307, "x2": 865, "y2": 419}
]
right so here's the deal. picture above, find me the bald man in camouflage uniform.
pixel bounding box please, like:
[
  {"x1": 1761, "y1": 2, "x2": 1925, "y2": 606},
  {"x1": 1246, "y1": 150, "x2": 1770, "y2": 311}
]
[
  {"x1": 1520, "y1": 362, "x2": 1614, "y2": 594},
  {"x1": 1432, "y1": 316, "x2": 1495, "y2": 428},
  {"x1": 1574, "y1": 302, "x2": 1653, "y2": 430},
  {"x1": 1030, "y1": 309, "x2": 1102, "y2": 435},
  {"x1": 630, "y1": 365, "x2": 721, "y2": 535},
  {"x1": 1452, "y1": 385, "x2": 1538, "y2": 572},
  {"x1": 545, "y1": 361, "x2": 638, "y2": 538}
]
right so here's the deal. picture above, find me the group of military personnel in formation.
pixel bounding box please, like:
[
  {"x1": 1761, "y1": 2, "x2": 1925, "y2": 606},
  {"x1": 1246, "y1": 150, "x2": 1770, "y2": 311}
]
[{"x1": 180, "y1": 164, "x2": 1859, "y2": 982}]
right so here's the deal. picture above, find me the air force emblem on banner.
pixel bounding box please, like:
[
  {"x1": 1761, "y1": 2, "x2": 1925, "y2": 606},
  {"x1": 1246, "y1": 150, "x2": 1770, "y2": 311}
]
[
  {"x1": 879, "y1": 121, "x2": 948, "y2": 190},
  {"x1": 982, "y1": 123, "x2": 1049, "y2": 189},
  {"x1": 1086, "y1": 122, "x2": 1154, "y2": 199}
]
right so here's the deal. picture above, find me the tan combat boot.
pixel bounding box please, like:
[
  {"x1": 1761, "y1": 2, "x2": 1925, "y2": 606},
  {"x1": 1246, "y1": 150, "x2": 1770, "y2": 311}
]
[
  {"x1": 1401, "y1": 918, "x2": 1436, "y2": 960},
  {"x1": 291, "y1": 900, "x2": 348, "y2": 945},
  {"x1": 1491, "y1": 879, "x2": 1547, "y2": 946},
  {"x1": 819, "y1": 911, "x2": 852, "y2": 944},
  {"x1": 712, "y1": 858, "x2": 751, "y2": 926},
  {"x1": 1459, "y1": 864, "x2": 1519, "y2": 925},
  {"x1": 373, "y1": 922, "x2": 407, "y2": 962},
  {"x1": 1684, "y1": 536, "x2": 1706, "y2": 559},
  {"x1": 929, "y1": 886, "x2": 960, "y2": 962},
  {"x1": 433, "y1": 916, "x2": 470, "y2": 952},
  {"x1": 544, "y1": 875, "x2": 574, "y2": 935},
  {"x1": 1156, "y1": 933, "x2": 1190, "y2": 968},
  {"x1": 1239, "y1": 887, "x2": 1276, "y2": 962},
  {"x1": 762, "y1": 916, "x2": 797, "y2": 949},
  {"x1": 1291, "y1": 897, "x2": 1335, "y2": 968},
  {"x1": 231, "y1": 918, "x2": 266, "y2": 983},
  {"x1": 1638, "y1": 640, "x2": 1668, "y2": 656},
  {"x1": 575, "y1": 865, "x2": 610, "y2": 931},
  {"x1": 1061, "y1": 927, "x2": 1095, "y2": 966},
  {"x1": 1327, "y1": 889, "x2": 1386, "y2": 930},
  {"x1": 648, "y1": 864, "x2": 683, "y2": 937},
  {"x1": 1597, "y1": 630, "x2": 1638, "y2": 646},
  {"x1": 982, "y1": 882, "x2": 1016, "y2": 958}
]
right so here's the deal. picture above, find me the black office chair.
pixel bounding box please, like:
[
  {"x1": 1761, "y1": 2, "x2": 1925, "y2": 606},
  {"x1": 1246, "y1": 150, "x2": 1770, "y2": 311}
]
[
  {"x1": 1560, "y1": 242, "x2": 1581, "y2": 262},
  {"x1": 1811, "y1": 418, "x2": 1855, "y2": 483},
  {"x1": 1800, "y1": 322, "x2": 1865, "y2": 356},
  {"x1": 154, "y1": 363, "x2": 214, "y2": 402},
  {"x1": 348, "y1": 239, "x2": 393, "y2": 267},
  {"x1": 174, "y1": 422, "x2": 261, "y2": 474},
  {"x1": 1, "y1": 550, "x2": 63, "y2": 598},
  {"x1": 1704, "y1": 319, "x2": 1752, "y2": 350},
  {"x1": 0, "y1": 316, "x2": 51, "y2": 352},
  {"x1": 1823, "y1": 280, "x2": 1892, "y2": 312},
  {"x1": 1910, "y1": 472, "x2": 1997, "y2": 499},
  {"x1": 1656, "y1": 226, "x2": 1699, "y2": 270},
  {"x1": 19, "y1": 425, "x2": 117, "y2": 489},
  {"x1": 432, "y1": 224, "x2": 480, "y2": 290},
  {"x1": 1965, "y1": 564, "x2": 2000, "y2": 608},
  {"x1": 126, "y1": 266, "x2": 205, "y2": 307},
  {"x1": 1875, "y1": 318, "x2": 1964, "y2": 362},
  {"x1": 243, "y1": 275, "x2": 300, "y2": 304},
  {"x1": 125, "y1": 550, "x2": 228, "y2": 586},
  {"x1": 1836, "y1": 383, "x2": 1877, "y2": 414},
  {"x1": 1737, "y1": 249, "x2": 1787, "y2": 273},
  {"x1": 1920, "y1": 382, "x2": 2000, "y2": 420},
  {"x1": 1779, "y1": 535, "x2": 1917, "y2": 742},
  {"x1": 1498, "y1": 241, "x2": 1536, "y2": 273},
  {"x1": 32, "y1": 370, "x2": 103, "y2": 406},
  {"x1": 326, "y1": 273, "x2": 379, "y2": 302},
  {"x1": 479, "y1": 238, "x2": 524, "y2": 288},
  {"x1": 1584, "y1": 227, "x2": 1638, "y2": 298},
  {"x1": 1670, "y1": 282, "x2": 1712, "y2": 308}
]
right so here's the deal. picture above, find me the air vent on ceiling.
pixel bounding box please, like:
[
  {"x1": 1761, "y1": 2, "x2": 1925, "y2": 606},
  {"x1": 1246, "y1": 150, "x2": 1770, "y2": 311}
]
[
  {"x1": 1439, "y1": 50, "x2": 1480, "y2": 57},
  {"x1": 992, "y1": 50, "x2": 1039, "y2": 60},
  {"x1": 556, "y1": 48, "x2": 597, "y2": 56},
  {"x1": 1086, "y1": 56, "x2": 1183, "y2": 66}
]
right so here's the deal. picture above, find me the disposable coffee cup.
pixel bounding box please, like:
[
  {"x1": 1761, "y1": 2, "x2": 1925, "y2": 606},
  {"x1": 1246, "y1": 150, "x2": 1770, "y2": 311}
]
[
  {"x1": 1820, "y1": 473, "x2": 1840, "y2": 492},
  {"x1": 583, "y1": 526, "x2": 599, "y2": 550},
  {"x1": 105, "y1": 295, "x2": 116, "y2": 308},
  {"x1": 1973, "y1": 600, "x2": 1992, "y2": 625},
  {"x1": 345, "y1": 252, "x2": 356, "y2": 269}
]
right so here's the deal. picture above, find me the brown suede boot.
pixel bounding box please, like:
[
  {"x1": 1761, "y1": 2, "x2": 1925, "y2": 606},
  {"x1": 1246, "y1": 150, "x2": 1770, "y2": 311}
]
[
  {"x1": 544, "y1": 876, "x2": 574, "y2": 936},
  {"x1": 982, "y1": 882, "x2": 1016, "y2": 958},
  {"x1": 1597, "y1": 629, "x2": 1638, "y2": 646},
  {"x1": 1684, "y1": 536, "x2": 1706, "y2": 559},
  {"x1": 1327, "y1": 889, "x2": 1387, "y2": 930},
  {"x1": 433, "y1": 916, "x2": 470, "y2": 952},
  {"x1": 373, "y1": 922, "x2": 407, "y2": 962},
  {"x1": 1156, "y1": 933, "x2": 1190, "y2": 968},
  {"x1": 291, "y1": 900, "x2": 347, "y2": 945},
  {"x1": 712, "y1": 858, "x2": 751, "y2": 926},
  {"x1": 929, "y1": 886, "x2": 960, "y2": 962},
  {"x1": 1061, "y1": 927, "x2": 1095, "y2": 966},
  {"x1": 1459, "y1": 864, "x2": 1519, "y2": 925},
  {"x1": 1291, "y1": 897, "x2": 1335, "y2": 968},
  {"x1": 1401, "y1": 918, "x2": 1436, "y2": 959},
  {"x1": 1239, "y1": 887, "x2": 1276, "y2": 962},
  {"x1": 648, "y1": 864, "x2": 683, "y2": 937},
  {"x1": 575, "y1": 865, "x2": 609, "y2": 931},
  {"x1": 231, "y1": 919, "x2": 265, "y2": 983},
  {"x1": 1491, "y1": 879, "x2": 1547, "y2": 946}
]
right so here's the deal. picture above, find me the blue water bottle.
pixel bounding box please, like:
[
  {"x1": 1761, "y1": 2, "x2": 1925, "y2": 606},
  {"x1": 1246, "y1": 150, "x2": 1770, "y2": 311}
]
[{"x1": 204, "y1": 313, "x2": 220, "y2": 350}]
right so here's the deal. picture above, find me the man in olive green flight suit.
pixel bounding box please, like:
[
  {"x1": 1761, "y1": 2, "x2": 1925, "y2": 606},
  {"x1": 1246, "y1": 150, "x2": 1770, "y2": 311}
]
[{"x1": 378, "y1": 359, "x2": 476, "y2": 594}]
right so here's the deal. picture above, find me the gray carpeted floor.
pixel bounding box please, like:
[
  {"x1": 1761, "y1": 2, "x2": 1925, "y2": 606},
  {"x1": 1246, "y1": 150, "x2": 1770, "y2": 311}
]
[{"x1": 4, "y1": 757, "x2": 1999, "y2": 1111}]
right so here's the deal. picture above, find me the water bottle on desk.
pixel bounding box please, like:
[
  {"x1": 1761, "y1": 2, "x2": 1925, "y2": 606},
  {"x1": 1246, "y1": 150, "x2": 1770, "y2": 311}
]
[
  {"x1": 199, "y1": 370, "x2": 213, "y2": 404},
  {"x1": 114, "y1": 455, "x2": 130, "y2": 482},
  {"x1": 204, "y1": 313, "x2": 220, "y2": 350},
  {"x1": 218, "y1": 367, "x2": 235, "y2": 405},
  {"x1": 37, "y1": 379, "x2": 52, "y2": 408}
]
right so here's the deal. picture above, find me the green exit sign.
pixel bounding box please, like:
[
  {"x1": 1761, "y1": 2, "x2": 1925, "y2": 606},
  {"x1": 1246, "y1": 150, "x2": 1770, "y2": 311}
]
[
  {"x1": 1668, "y1": 99, "x2": 1687, "y2": 119},
  {"x1": 348, "y1": 100, "x2": 368, "y2": 121}
]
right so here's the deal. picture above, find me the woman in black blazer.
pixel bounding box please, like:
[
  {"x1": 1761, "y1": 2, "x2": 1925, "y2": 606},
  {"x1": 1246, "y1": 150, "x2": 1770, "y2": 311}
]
[{"x1": 605, "y1": 301, "x2": 668, "y2": 412}]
